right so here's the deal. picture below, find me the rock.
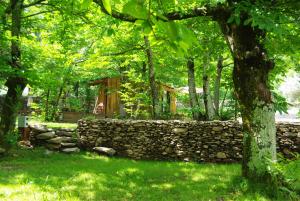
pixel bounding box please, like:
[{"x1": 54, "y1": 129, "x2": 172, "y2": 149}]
[
  {"x1": 93, "y1": 147, "x2": 116, "y2": 156},
  {"x1": 61, "y1": 147, "x2": 80, "y2": 153},
  {"x1": 17, "y1": 141, "x2": 33, "y2": 149},
  {"x1": 216, "y1": 152, "x2": 227, "y2": 159},
  {"x1": 31, "y1": 125, "x2": 48, "y2": 133},
  {"x1": 47, "y1": 136, "x2": 75, "y2": 144},
  {"x1": 45, "y1": 143, "x2": 61, "y2": 150},
  {"x1": 172, "y1": 128, "x2": 187, "y2": 134},
  {"x1": 61, "y1": 142, "x2": 77, "y2": 147},
  {"x1": 36, "y1": 132, "x2": 55, "y2": 140},
  {"x1": 95, "y1": 137, "x2": 103, "y2": 146},
  {"x1": 56, "y1": 131, "x2": 73, "y2": 137},
  {"x1": 212, "y1": 127, "x2": 223, "y2": 132}
]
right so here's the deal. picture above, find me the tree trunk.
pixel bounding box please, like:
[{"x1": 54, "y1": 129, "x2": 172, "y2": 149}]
[
  {"x1": 0, "y1": 0, "x2": 26, "y2": 151},
  {"x1": 51, "y1": 86, "x2": 63, "y2": 121},
  {"x1": 187, "y1": 57, "x2": 200, "y2": 120},
  {"x1": 144, "y1": 36, "x2": 159, "y2": 119},
  {"x1": 45, "y1": 89, "x2": 50, "y2": 121},
  {"x1": 202, "y1": 53, "x2": 215, "y2": 120},
  {"x1": 220, "y1": 21, "x2": 278, "y2": 186},
  {"x1": 213, "y1": 56, "x2": 223, "y2": 117}
]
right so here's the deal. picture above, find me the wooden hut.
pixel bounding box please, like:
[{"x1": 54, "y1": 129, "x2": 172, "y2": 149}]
[{"x1": 89, "y1": 77, "x2": 176, "y2": 118}]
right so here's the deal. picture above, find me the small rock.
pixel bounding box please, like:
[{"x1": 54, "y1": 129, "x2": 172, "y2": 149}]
[
  {"x1": 172, "y1": 128, "x2": 187, "y2": 134},
  {"x1": 216, "y1": 152, "x2": 227, "y2": 159},
  {"x1": 47, "y1": 136, "x2": 75, "y2": 144},
  {"x1": 36, "y1": 132, "x2": 55, "y2": 140},
  {"x1": 56, "y1": 131, "x2": 73, "y2": 137},
  {"x1": 93, "y1": 147, "x2": 116, "y2": 156},
  {"x1": 212, "y1": 127, "x2": 223, "y2": 132},
  {"x1": 45, "y1": 143, "x2": 61, "y2": 150},
  {"x1": 61, "y1": 147, "x2": 80, "y2": 153},
  {"x1": 61, "y1": 142, "x2": 77, "y2": 147}
]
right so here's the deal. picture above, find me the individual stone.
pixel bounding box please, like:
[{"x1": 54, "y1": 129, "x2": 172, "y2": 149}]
[
  {"x1": 61, "y1": 147, "x2": 80, "y2": 153},
  {"x1": 216, "y1": 152, "x2": 227, "y2": 159},
  {"x1": 48, "y1": 136, "x2": 76, "y2": 144},
  {"x1": 56, "y1": 131, "x2": 73, "y2": 137},
  {"x1": 93, "y1": 147, "x2": 116, "y2": 156},
  {"x1": 36, "y1": 132, "x2": 55, "y2": 140},
  {"x1": 61, "y1": 142, "x2": 77, "y2": 147},
  {"x1": 212, "y1": 127, "x2": 223, "y2": 132},
  {"x1": 172, "y1": 128, "x2": 187, "y2": 134},
  {"x1": 45, "y1": 143, "x2": 61, "y2": 150}
]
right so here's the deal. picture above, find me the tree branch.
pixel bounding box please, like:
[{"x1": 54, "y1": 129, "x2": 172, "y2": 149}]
[
  {"x1": 100, "y1": 46, "x2": 144, "y2": 57},
  {"x1": 23, "y1": 0, "x2": 46, "y2": 8},
  {"x1": 93, "y1": 0, "x2": 227, "y2": 22},
  {"x1": 22, "y1": 10, "x2": 56, "y2": 18}
]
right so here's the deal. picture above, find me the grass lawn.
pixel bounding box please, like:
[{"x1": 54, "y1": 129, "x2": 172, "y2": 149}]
[
  {"x1": 0, "y1": 148, "x2": 299, "y2": 201},
  {"x1": 28, "y1": 119, "x2": 77, "y2": 129}
]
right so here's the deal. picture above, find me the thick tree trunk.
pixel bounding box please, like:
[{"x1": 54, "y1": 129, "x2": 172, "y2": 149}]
[
  {"x1": 144, "y1": 36, "x2": 159, "y2": 119},
  {"x1": 213, "y1": 56, "x2": 223, "y2": 116},
  {"x1": 202, "y1": 54, "x2": 215, "y2": 120},
  {"x1": 0, "y1": 0, "x2": 25, "y2": 151},
  {"x1": 187, "y1": 57, "x2": 200, "y2": 120},
  {"x1": 220, "y1": 21, "x2": 278, "y2": 185}
]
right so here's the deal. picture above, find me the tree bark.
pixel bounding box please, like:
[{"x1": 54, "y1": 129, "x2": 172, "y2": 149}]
[
  {"x1": 44, "y1": 89, "x2": 50, "y2": 121},
  {"x1": 187, "y1": 57, "x2": 201, "y2": 120},
  {"x1": 202, "y1": 53, "x2": 215, "y2": 120},
  {"x1": 213, "y1": 56, "x2": 223, "y2": 117},
  {"x1": 0, "y1": 0, "x2": 26, "y2": 151},
  {"x1": 144, "y1": 36, "x2": 159, "y2": 119},
  {"x1": 50, "y1": 86, "x2": 63, "y2": 121},
  {"x1": 219, "y1": 21, "x2": 278, "y2": 185}
]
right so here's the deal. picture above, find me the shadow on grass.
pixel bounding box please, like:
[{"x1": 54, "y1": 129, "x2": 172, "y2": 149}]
[{"x1": 0, "y1": 148, "x2": 295, "y2": 201}]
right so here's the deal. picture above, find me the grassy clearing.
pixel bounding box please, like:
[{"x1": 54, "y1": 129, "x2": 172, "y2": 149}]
[
  {"x1": 28, "y1": 118, "x2": 77, "y2": 129},
  {"x1": 0, "y1": 148, "x2": 299, "y2": 201}
]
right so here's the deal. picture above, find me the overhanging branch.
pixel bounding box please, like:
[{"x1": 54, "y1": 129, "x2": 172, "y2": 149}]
[
  {"x1": 23, "y1": 0, "x2": 46, "y2": 8},
  {"x1": 93, "y1": 0, "x2": 226, "y2": 22}
]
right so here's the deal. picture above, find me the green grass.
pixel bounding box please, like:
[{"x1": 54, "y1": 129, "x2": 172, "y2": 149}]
[
  {"x1": 0, "y1": 148, "x2": 299, "y2": 201},
  {"x1": 28, "y1": 119, "x2": 77, "y2": 129}
]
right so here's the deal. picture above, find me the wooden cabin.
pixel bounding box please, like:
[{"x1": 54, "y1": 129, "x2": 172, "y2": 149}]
[{"x1": 89, "y1": 77, "x2": 176, "y2": 118}]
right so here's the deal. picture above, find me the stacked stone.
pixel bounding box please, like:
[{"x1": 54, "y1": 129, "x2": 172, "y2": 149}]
[
  {"x1": 29, "y1": 125, "x2": 80, "y2": 153},
  {"x1": 77, "y1": 119, "x2": 300, "y2": 163},
  {"x1": 276, "y1": 122, "x2": 300, "y2": 157}
]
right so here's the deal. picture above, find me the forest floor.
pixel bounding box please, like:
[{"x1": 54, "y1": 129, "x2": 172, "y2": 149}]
[{"x1": 0, "y1": 148, "x2": 299, "y2": 201}]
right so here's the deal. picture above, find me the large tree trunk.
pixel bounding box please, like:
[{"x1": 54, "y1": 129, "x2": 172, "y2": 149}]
[
  {"x1": 187, "y1": 57, "x2": 201, "y2": 120},
  {"x1": 213, "y1": 56, "x2": 223, "y2": 117},
  {"x1": 144, "y1": 36, "x2": 159, "y2": 119},
  {"x1": 202, "y1": 53, "x2": 215, "y2": 120},
  {"x1": 0, "y1": 0, "x2": 26, "y2": 151},
  {"x1": 220, "y1": 21, "x2": 278, "y2": 185}
]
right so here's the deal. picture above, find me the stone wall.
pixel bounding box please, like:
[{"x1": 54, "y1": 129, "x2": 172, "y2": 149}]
[
  {"x1": 29, "y1": 125, "x2": 80, "y2": 153},
  {"x1": 78, "y1": 119, "x2": 300, "y2": 162}
]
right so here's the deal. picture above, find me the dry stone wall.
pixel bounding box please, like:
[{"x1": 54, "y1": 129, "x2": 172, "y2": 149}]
[
  {"x1": 29, "y1": 125, "x2": 80, "y2": 153},
  {"x1": 78, "y1": 119, "x2": 300, "y2": 162}
]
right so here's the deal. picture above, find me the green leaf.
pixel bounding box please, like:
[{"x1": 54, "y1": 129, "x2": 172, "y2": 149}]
[
  {"x1": 82, "y1": 0, "x2": 92, "y2": 10},
  {"x1": 123, "y1": 0, "x2": 148, "y2": 20},
  {"x1": 103, "y1": 0, "x2": 112, "y2": 15}
]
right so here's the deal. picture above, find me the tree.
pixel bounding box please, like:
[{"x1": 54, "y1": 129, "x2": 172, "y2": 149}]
[{"x1": 92, "y1": 0, "x2": 300, "y2": 189}]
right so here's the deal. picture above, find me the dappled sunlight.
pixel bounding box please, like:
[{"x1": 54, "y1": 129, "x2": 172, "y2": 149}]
[
  {"x1": 0, "y1": 149, "x2": 298, "y2": 200},
  {"x1": 151, "y1": 183, "x2": 174, "y2": 190}
]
